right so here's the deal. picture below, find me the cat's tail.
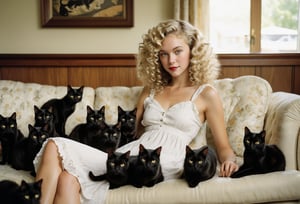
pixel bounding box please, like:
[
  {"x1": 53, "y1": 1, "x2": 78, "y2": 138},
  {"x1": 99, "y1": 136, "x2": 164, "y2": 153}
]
[{"x1": 88, "y1": 171, "x2": 105, "y2": 182}]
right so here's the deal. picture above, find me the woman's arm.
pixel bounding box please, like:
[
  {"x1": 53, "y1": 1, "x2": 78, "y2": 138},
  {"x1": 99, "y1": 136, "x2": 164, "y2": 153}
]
[
  {"x1": 134, "y1": 87, "x2": 150, "y2": 139},
  {"x1": 200, "y1": 86, "x2": 239, "y2": 177}
]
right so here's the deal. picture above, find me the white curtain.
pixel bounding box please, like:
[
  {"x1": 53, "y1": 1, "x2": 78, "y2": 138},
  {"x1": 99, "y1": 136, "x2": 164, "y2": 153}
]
[{"x1": 174, "y1": 0, "x2": 209, "y2": 39}]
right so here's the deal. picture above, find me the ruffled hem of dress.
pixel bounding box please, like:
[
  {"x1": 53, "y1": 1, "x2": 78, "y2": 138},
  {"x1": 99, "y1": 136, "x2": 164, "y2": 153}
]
[{"x1": 33, "y1": 138, "x2": 91, "y2": 203}]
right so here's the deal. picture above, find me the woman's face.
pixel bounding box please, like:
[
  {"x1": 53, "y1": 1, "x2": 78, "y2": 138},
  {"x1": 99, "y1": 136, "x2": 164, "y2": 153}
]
[{"x1": 159, "y1": 33, "x2": 190, "y2": 79}]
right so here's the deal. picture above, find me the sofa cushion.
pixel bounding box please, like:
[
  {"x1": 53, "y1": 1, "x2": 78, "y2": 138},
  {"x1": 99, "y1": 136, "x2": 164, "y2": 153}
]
[{"x1": 0, "y1": 80, "x2": 95, "y2": 136}]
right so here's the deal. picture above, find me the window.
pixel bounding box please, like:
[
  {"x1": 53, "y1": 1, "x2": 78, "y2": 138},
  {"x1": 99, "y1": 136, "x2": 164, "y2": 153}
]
[{"x1": 208, "y1": 0, "x2": 300, "y2": 53}]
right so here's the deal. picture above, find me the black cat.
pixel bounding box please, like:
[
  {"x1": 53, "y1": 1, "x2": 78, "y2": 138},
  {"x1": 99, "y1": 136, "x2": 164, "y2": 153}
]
[
  {"x1": 0, "y1": 179, "x2": 42, "y2": 204},
  {"x1": 183, "y1": 145, "x2": 217, "y2": 187},
  {"x1": 129, "y1": 144, "x2": 164, "y2": 188},
  {"x1": 69, "y1": 105, "x2": 105, "y2": 144},
  {"x1": 33, "y1": 105, "x2": 59, "y2": 138},
  {"x1": 231, "y1": 127, "x2": 286, "y2": 178},
  {"x1": 0, "y1": 112, "x2": 24, "y2": 165},
  {"x1": 91, "y1": 121, "x2": 121, "y2": 154},
  {"x1": 41, "y1": 85, "x2": 84, "y2": 137},
  {"x1": 12, "y1": 124, "x2": 50, "y2": 176},
  {"x1": 118, "y1": 106, "x2": 137, "y2": 147},
  {"x1": 89, "y1": 150, "x2": 131, "y2": 189}
]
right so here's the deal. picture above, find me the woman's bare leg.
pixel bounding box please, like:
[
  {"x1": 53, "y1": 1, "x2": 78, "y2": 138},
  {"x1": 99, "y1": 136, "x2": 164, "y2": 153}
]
[
  {"x1": 54, "y1": 171, "x2": 81, "y2": 204},
  {"x1": 35, "y1": 140, "x2": 63, "y2": 204}
]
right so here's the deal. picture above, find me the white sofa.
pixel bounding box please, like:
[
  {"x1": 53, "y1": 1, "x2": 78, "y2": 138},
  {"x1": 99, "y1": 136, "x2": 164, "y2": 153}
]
[{"x1": 0, "y1": 76, "x2": 299, "y2": 204}]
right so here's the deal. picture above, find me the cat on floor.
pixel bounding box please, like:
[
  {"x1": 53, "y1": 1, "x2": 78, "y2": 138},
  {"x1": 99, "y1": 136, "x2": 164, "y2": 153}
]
[
  {"x1": 183, "y1": 145, "x2": 217, "y2": 187},
  {"x1": 231, "y1": 127, "x2": 286, "y2": 178},
  {"x1": 41, "y1": 85, "x2": 84, "y2": 137},
  {"x1": 0, "y1": 112, "x2": 24, "y2": 165},
  {"x1": 89, "y1": 150, "x2": 131, "y2": 189},
  {"x1": 0, "y1": 179, "x2": 43, "y2": 204}
]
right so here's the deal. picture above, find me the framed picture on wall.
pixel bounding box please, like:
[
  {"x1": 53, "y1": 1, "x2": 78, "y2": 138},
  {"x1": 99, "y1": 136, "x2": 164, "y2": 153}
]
[{"x1": 41, "y1": 0, "x2": 134, "y2": 27}]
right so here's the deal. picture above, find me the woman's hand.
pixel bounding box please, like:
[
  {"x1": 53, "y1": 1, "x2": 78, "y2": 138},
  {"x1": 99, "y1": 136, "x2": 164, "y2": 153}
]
[{"x1": 219, "y1": 160, "x2": 239, "y2": 177}]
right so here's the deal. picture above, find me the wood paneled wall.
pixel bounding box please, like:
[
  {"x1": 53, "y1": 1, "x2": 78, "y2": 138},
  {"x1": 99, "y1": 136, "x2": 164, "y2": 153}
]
[{"x1": 0, "y1": 53, "x2": 299, "y2": 94}]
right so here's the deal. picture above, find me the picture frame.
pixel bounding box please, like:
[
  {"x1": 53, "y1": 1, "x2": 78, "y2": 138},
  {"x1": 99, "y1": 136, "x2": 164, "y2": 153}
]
[{"x1": 41, "y1": 0, "x2": 134, "y2": 28}]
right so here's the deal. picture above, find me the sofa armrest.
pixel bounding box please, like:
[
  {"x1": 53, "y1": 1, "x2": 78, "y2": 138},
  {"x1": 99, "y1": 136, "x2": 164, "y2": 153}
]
[{"x1": 264, "y1": 92, "x2": 300, "y2": 170}]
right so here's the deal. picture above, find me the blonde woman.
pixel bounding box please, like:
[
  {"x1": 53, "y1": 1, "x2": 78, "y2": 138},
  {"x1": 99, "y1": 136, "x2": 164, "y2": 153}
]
[{"x1": 34, "y1": 19, "x2": 238, "y2": 204}]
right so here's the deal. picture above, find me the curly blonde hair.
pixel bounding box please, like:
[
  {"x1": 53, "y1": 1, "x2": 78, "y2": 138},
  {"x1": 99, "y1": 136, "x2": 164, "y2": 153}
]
[{"x1": 136, "y1": 19, "x2": 220, "y2": 92}]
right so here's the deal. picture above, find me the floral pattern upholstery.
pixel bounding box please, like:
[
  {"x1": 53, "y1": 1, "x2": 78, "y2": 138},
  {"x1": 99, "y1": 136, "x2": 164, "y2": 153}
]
[
  {"x1": 0, "y1": 75, "x2": 271, "y2": 157},
  {"x1": 0, "y1": 80, "x2": 95, "y2": 136}
]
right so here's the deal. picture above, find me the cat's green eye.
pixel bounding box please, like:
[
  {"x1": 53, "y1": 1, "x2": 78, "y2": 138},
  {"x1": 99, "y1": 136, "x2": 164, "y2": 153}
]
[
  {"x1": 198, "y1": 161, "x2": 203, "y2": 165},
  {"x1": 10, "y1": 124, "x2": 15, "y2": 128},
  {"x1": 188, "y1": 159, "x2": 193, "y2": 164},
  {"x1": 41, "y1": 134, "x2": 46, "y2": 139},
  {"x1": 113, "y1": 133, "x2": 118, "y2": 137},
  {"x1": 1, "y1": 125, "x2": 6, "y2": 129},
  {"x1": 76, "y1": 96, "x2": 81, "y2": 99},
  {"x1": 120, "y1": 163, "x2": 125, "y2": 167},
  {"x1": 34, "y1": 194, "x2": 40, "y2": 199},
  {"x1": 121, "y1": 118, "x2": 126, "y2": 122},
  {"x1": 110, "y1": 162, "x2": 115, "y2": 167},
  {"x1": 46, "y1": 116, "x2": 50, "y2": 119},
  {"x1": 38, "y1": 116, "x2": 42, "y2": 119},
  {"x1": 90, "y1": 117, "x2": 95, "y2": 121},
  {"x1": 104, "y1": 133, "x2": 109, "y2": 137},
  {"x1": 246, "y1": 140, "x2": 250, "y2": 144},
  {"x1": 255, "y1": 141, "x2": 260, "y2": 145},
  {"x1": 70, "y1": 95, "x2": 74, "y2": 99},
  {"x1": 141, "y1": 158, "x2": 146, "y2": 163},
  {"x1": 151, "y1": 160, "x2": 157, "y2": 164},
  {"x1": 24, "y1": 195, "x2": 30, "y2": 200},
  {"x1": 130, "y1": 118, "x2": 134, "y2": 122},
  {"x1": 33, "y1": 135, "x2": 37, "y2": 139}
]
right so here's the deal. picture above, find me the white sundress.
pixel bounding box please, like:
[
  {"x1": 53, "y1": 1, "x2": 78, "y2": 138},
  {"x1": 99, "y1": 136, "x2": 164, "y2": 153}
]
[{"x1": 33, "y1": 84, "x2": 209, "y2": 204}]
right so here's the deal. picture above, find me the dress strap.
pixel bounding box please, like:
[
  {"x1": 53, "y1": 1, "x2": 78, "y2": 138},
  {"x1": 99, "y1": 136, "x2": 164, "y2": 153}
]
[
  {"x1": 149, "y1": 89, "x2": 155, "y2": 98},
  {"x1": 191, "y1": 84, "x2": 211, "y2": 101}
]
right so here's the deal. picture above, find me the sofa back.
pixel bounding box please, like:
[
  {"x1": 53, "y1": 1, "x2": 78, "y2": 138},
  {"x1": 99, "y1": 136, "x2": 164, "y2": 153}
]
[{"x1": 0, "y1": 75, "x2": 272, "y2": 157}]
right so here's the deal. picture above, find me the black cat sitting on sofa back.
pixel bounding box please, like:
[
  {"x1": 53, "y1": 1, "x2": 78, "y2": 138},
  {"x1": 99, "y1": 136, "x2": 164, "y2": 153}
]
[{"x1": 41, "y1": 85, "x2": 84, "y2": 137}]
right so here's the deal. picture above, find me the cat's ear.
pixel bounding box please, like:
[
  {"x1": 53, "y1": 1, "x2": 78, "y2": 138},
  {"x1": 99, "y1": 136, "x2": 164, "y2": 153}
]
[
  {"x1": 99, "y1": 106, "x2": 105, "y2": 114},
  {"x1": 139, "y1": 144, "x2": 145, "y2": 152},
  {"x1": 34, "y1": 105, "x2": 39, "y2": 113},
  {"x1": 47, "y1": 106, "x2": 53, "y2": 113},
  {"x1": 28, "y1": 124, "x2": 34, "y2": 132},
  {"x1": 79, "y1": 86, "x2": 84, "y2": 92},
  {"x1": 67, "y1": 85, "x2": 72, "y2": 91},
  {"x1": 202, "y1": 146, "x2": 209, "y2": 156},
  {"x1": 118, "y1": 106, "x2": 124, "y2": 114},
  {"x1": 19, "y1": 180, "x2": 29, "y2": 191},
  {"x1": 124, "y1": 150, "x2": 131, "y2": 159},
  {"x1": 35, "y1": 179, "x2": 43, "y2": 189},
  {"x1": 132, "y1": 107, "x2": 137, "y2": 115},
  {"x1": 10, "y1": 112, "x2": 17, "y2": 120},
  {"x1": 155, "y1": 146, "x2": 162, "y2": 155},
  {"x1": 186, "y1": 145, "x2": 192, "y2": 154},
  {"x1": 87, "y1": 105, "x2": 93, "y2": 114},
  {"x1": 244, "y1": 127, "x2": 250, "y2": 135}
]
